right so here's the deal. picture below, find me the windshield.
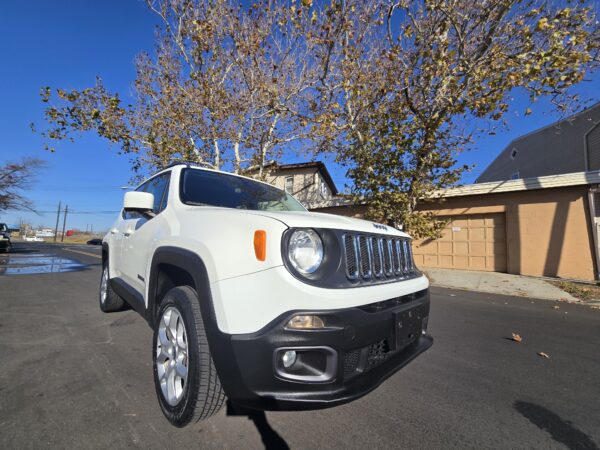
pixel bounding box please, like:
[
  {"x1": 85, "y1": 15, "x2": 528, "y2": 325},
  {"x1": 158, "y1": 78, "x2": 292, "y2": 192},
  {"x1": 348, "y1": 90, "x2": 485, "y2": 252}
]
[{"x1": 180, "y1": 168, "x2": 307, "y2": 212}]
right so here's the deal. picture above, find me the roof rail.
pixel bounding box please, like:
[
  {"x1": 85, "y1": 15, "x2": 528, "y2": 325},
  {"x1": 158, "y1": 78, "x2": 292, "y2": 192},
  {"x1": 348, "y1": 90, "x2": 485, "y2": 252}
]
[{"x1": 161, "y1": 160, "x2": 216, "y2": 170}]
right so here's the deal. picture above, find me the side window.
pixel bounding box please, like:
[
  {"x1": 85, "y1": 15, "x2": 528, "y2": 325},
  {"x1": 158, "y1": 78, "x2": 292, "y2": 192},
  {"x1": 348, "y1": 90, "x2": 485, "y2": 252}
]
[
  {"x1": 123, "y1": 172, "x2": 170, "y2": 219},
  {"x1": 320, "y1": 177, "x2": 329, "y2": 199},
  {"x1": 141, "y1": 172, "x2": 170, "y2": 214}
]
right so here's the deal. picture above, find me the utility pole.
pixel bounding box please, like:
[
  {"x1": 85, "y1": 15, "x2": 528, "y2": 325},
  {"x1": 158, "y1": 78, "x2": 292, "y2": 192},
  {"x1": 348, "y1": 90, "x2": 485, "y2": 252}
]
[
  {"x1": 53, "y1": 201, "x2": 61, "y2": 243},
  {"x1": 61, "y1": 205, "x2": 68, "y2": 243}
]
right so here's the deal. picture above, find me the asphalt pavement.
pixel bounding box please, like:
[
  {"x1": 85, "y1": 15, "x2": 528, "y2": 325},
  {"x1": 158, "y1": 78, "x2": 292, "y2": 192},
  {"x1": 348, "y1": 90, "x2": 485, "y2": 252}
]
[{"x1": 1, "y1": 242, "x2": 599, "y2": 449}]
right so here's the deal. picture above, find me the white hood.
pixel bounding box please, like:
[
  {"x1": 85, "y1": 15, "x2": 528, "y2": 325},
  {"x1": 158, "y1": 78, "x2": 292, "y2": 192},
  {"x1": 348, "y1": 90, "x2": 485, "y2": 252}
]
[{"x1": 244, "y1": 210, "x2": 410, "y2": 238}]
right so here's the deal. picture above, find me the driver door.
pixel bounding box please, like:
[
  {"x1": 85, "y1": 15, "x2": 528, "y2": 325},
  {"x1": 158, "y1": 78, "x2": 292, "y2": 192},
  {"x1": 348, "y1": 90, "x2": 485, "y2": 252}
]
[{"x1": 119, "y1": 172, "x2": 171, "y2": 297}]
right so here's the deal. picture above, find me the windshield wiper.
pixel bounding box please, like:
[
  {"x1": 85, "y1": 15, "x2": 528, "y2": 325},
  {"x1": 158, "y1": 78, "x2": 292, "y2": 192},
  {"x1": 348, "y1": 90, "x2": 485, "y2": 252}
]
[{"x1": 185, "y1": 201, "x2": 211, "y2": 206}]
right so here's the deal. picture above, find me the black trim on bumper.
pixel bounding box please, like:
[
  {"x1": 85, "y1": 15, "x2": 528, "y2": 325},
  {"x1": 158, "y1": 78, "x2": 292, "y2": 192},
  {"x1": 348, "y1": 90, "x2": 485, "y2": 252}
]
[
  {"x1": 143, "y1": 246, "x2": 432, "y2": 412},
  {"x1": 212, "y1": 289, "x2": 432, "y2": 411}
]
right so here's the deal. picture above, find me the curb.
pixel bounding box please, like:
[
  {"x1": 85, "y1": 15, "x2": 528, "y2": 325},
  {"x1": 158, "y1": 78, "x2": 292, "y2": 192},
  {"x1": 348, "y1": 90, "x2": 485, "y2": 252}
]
[{"x1": 429, "y1": 282, "x2": 581, "y2": 303}]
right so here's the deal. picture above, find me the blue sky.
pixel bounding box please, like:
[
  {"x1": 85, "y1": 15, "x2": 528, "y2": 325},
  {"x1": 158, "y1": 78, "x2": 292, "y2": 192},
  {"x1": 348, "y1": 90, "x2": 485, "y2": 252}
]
[{"x1": 1, "y1": 1, "x2": 598, "y2": 231}]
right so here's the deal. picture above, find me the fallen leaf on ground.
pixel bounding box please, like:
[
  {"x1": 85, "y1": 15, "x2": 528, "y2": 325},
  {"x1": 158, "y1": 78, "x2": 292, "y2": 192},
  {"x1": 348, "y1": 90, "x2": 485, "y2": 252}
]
[
  {"x1": 511, "y1": 333, "x2": 523, "y2": 343},
  {"x1": 552, "y1": 305, "x2": 560, "y2": 309},
  {"x1": 590, "y1": 305, "x2": 600, "y2": 310},
  {"x1": 537, "y1": 352, "x2": 550, "y2": 359}
]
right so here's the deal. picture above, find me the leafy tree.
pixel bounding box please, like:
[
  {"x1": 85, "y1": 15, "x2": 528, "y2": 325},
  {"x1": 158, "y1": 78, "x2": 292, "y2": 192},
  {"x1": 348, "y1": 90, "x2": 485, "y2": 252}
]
[
  {"x1": 0, "y1": 158, "x2": 45, "y2": 212},
  {"x1": 333, "y1": 0, "x2": 600, "y2": 237}
]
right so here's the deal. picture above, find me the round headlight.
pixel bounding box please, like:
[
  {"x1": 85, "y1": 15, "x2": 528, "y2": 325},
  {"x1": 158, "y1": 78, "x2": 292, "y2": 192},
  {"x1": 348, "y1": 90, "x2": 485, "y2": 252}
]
[{"x1": 287, "y1": 229, "x2": 324, "y2": 274}]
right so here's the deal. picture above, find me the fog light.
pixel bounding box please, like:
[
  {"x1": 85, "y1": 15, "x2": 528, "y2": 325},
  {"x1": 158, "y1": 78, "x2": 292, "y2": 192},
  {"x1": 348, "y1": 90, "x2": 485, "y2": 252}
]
[
  {"x1": 287, "y1": 315, "x2": 325, "y2": 329},
  {"x1": 282, "y1": 350, "x2": 297, "y2": 368}
]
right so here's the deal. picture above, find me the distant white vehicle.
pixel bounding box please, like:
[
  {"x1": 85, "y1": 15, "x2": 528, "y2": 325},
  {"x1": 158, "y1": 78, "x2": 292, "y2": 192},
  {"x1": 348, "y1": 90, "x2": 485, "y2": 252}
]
[
  {"x1": 23, "y1": 236, "x2": 44, "y2": 242},
  {"x1": 36, "y1": 229, "x2": 55, "y2": 238}
]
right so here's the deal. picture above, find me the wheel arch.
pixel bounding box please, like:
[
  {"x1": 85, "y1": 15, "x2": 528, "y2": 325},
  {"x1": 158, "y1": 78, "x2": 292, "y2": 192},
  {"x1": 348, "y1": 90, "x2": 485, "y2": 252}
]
[
  {"x1": 148, "y1": 246, "x2": 215, "y2": 327},
  {"x1": 101, "y1": 242, "x2": 109, "y2": 267}
]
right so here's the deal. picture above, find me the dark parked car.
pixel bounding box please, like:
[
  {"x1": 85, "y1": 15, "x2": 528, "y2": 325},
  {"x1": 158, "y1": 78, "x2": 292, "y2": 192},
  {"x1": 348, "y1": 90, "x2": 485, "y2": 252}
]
[
  {"x1": 0, "y1": 223, "x2": 12, "y2": 253},
  {"x1": 86, "y1": 238, "x2": 103, "y2": 245}
]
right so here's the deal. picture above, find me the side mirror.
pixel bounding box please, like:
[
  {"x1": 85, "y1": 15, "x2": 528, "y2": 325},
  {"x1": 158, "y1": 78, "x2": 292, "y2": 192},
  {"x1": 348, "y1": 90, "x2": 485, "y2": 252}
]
[{"x1": 123, "y1": 191, "x2": 155, "y2": 217}]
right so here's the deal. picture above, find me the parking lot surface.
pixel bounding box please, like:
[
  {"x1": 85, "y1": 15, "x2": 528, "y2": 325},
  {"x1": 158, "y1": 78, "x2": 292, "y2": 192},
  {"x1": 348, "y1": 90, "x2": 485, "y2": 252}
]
[{"x1": 1, "y1": 242, "x2": 599, "y2": 449}]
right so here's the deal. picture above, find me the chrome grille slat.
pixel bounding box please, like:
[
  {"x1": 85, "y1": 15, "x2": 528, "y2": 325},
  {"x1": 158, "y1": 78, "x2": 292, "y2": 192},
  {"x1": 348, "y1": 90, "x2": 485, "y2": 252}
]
[
  {"x1": 383, "y1": 239, "x2": 394, "y2": 276},
  {"x1": 344, "y1": 234, "x2": 359, "y2": 280},
  {"x1": 402, "y1": 239, "x2": 411, "y2": 274},
  {"x1": 358, "y1": 235, "x2": 372, "y2": 279},
  {"x1": 407, "y1": 241, "x2": 414, "y2": 273},
  {"x1": 393, "y1": 239, "x2": 402, "y2": 275},
  {"x1": 371, "y1": 237, "x2": 383, "y2": 278}
]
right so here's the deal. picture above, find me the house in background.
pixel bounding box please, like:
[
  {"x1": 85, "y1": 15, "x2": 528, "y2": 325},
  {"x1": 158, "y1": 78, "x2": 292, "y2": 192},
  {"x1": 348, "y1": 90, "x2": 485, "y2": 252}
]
[
  {"x1": 310, "y1": 102, "x2": 600, "y2": 281},
  {"x1": 248, "y1": 161, "x2": 339, "y2": 209},
  {"x1": 477, "y1": 101, "x2": 600, "y2": 182}
]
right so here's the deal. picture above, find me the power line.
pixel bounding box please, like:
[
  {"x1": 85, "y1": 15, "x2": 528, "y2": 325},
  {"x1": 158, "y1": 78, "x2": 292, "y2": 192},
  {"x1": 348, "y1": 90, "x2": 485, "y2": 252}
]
[{"x1": 30, "y1": 210, "x2": 121, "y2": 214}]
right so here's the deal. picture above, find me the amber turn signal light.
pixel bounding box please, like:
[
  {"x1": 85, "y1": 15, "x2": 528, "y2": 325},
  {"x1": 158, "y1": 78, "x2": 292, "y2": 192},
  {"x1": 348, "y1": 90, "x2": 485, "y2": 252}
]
[{"x1": 254, "y1": 230, "x2": 267, "y2": 261}]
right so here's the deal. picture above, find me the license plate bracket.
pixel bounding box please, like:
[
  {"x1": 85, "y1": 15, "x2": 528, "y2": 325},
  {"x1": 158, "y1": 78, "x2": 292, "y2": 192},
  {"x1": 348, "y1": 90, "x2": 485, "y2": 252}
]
[{"x1": 393, "y1": 307, "x2": 422, "y2": 351}]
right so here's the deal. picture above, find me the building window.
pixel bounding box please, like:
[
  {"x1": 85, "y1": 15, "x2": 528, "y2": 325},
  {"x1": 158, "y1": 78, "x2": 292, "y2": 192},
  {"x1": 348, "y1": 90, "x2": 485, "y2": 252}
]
[
  {"x1": 510, "y1": 148, "x2": 518, "y2": 160},
  {"x1": 320, "y1": 178, "x2": 329, "y2": 199},
  {"x1": 284, "y1": 176, "x2": 294, "y2": 193},
  {"x1": 510, "y1": 172, "x2": 520, "y2": 180}
]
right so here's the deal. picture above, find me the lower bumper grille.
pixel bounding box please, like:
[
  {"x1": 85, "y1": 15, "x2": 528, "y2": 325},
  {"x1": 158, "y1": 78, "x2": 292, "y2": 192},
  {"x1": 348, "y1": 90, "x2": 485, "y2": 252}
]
[{"x1": 343, "y1": 339, "x2": 397, "y2": 380}]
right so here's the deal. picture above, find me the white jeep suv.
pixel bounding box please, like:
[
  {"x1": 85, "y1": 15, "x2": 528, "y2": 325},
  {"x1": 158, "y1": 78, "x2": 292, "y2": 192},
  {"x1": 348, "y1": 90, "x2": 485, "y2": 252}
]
[{"x1": 101, "y1": 162, "x2": 432, "y2": 427}]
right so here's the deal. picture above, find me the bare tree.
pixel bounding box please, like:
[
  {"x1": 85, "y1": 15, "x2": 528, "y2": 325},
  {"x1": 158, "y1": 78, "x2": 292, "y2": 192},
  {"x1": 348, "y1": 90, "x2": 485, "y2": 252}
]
[{"x1": 0, "y1": 158, "x2": 45, "y2": 212}]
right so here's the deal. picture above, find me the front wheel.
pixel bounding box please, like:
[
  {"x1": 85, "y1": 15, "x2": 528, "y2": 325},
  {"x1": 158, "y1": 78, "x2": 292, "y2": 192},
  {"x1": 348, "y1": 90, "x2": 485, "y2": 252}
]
[
  {"x1": 99, "y1": 263, "x2": 126, "y2": 312},
  {"x1": 153, "y1": 286, "x2": 225, "y2": 427}
]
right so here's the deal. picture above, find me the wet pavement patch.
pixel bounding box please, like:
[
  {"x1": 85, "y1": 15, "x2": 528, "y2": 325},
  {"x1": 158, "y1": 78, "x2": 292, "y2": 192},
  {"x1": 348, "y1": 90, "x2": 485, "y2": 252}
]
[{"x1": 0, "y1": 253, "x2": 88, "y2": 275}]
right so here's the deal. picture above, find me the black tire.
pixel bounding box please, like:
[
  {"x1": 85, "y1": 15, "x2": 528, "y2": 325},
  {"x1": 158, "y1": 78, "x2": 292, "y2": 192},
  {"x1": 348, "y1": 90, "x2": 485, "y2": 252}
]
[
  {"x1": 99, "y1": 261, "x2": 126, "y2": 312},
  {"x1": 153, "y1": 286, "x2": 225, "y2": 427}
]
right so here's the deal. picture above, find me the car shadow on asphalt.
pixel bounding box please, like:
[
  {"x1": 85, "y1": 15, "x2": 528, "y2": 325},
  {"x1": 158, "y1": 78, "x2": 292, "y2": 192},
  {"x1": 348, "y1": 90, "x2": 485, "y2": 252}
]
[
  {"x1": 226, "y1": 401, "x2": 290, "y2": 450},
  {"x1": 514, "y1": 401, "x2": 598, "y2": 450},
  {"x1": 5, "y1": 246, "x2": 40, "y2": 254}
]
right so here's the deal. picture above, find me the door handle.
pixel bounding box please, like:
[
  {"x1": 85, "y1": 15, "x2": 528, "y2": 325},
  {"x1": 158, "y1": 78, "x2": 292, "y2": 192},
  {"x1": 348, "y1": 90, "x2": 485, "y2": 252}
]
[
  {"x1": 124, "y1": 230, "x2": 133, "y2": 237},
  {"x1": 110, "y1": 228, "x2": 118, "y2": 234}
]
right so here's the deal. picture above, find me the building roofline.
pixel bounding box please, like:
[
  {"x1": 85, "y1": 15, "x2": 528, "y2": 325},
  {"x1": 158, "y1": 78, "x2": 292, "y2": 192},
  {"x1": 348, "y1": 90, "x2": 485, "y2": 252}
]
[
  {"x1": 245, "y1": 160, "x2": 339, "y2": 195},
  {"x1": 438, "y1": 170, "x2": 600, "y2": 198},
  {"x1": 476, "y1": 100, "x2": 600, "y2": 182}
]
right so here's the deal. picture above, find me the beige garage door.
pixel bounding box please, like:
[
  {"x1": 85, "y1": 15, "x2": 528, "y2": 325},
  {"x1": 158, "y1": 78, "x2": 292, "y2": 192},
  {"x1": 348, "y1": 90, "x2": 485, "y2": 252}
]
[{"x1": 413, "y1": 213, "x2": 507, "y2": 272}]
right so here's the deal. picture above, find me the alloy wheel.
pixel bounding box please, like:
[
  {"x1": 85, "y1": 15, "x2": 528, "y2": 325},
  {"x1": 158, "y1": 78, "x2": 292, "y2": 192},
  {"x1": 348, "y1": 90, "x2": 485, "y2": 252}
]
[{"x1": 156, "y1": 307, "x2": 189, "y2": 406}]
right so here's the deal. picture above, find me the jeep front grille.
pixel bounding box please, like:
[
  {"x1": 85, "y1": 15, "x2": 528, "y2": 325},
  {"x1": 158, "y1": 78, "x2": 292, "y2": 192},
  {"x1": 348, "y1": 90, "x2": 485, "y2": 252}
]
[{"x1": 343, "y1": 234, "x2": 415, "y2": 282}]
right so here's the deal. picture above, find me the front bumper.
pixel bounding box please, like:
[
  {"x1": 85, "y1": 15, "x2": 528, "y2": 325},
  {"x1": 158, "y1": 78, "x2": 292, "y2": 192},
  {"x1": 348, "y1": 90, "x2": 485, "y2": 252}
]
[{"x1": 209, "y1": 289, "x2": 432, "y2": 411}]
